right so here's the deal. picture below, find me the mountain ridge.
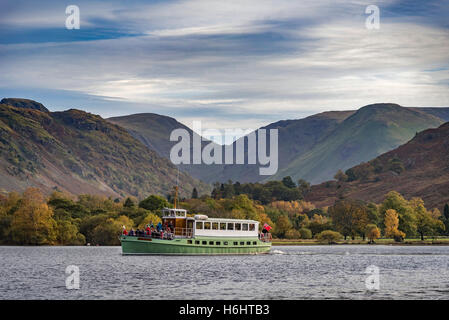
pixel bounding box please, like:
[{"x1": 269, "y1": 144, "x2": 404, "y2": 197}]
[{"x1": 0, "y1": 99, "x2": 208, "y2": 198}]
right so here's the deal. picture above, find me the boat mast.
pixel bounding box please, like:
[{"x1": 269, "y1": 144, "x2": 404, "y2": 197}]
[{"x1": 174, "y1": 166, "x2": 179, "y2": 209}]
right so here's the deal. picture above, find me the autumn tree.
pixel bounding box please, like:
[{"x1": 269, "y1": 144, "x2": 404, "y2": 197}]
[
  {"x1": 329, "y1": 200, "x2": 368, "y2": 240},
  {"x1": 384, "y1": 209, "x2": 405, "y2": 242},
  {"x1": 365, "y1": 224, "x2": 380, "y2": 244},
  {"x1": 10, "y1": 188, "x2": 57, "y2": 245},
  {"x1": 137, "y1": 213, "x2": 162, "y2": 229},
  {"x1": 380, "y1": 191, "x2": 416, "y2": 237}
]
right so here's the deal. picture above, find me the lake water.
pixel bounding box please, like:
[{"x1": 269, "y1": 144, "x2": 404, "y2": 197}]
[{"x1": 0, "y1": 245, "x2": 448, "y2": 300}]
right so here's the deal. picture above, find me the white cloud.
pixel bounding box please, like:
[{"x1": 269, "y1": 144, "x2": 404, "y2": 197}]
[{"x1": 0, "y1": 0, "x2": 448, "y2": 130}]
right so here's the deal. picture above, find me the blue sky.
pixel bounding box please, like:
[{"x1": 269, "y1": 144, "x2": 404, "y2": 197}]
[{"x1": 0, "y1": 0, "x2": 448, "y2": 134}]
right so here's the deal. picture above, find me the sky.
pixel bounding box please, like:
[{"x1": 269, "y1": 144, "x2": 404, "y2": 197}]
[{"x1": 0, "y1": 0, "x2": 448, "y2": 140}]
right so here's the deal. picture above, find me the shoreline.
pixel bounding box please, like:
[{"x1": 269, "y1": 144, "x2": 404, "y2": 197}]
[{"x1": 272, "y1": 239, "x2": 449, "y2": 246}]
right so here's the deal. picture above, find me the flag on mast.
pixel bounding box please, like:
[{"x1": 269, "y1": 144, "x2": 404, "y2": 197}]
[{"x1": 263, "y1": 223, "x2": 272, "y2": 231}]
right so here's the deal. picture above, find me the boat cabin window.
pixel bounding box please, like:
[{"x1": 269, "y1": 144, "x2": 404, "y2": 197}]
[
  {"x1": 202, "y1": 241, "x2": 207, "y2": 245},
  {"x1": 195, "y1": 240, "x2": 200, "y2": 244},
  {"x1": 216, "y1": 241, "x2": 221, "y2": 245},
  {"x1": 249, "y1": 224, "x2": 255, "y2": 231},
  {"x1": 224, "y1": 241, "x2": 228, "y2": 245},
  {"x1": 204, "y1": 222, "x2": 211, "y2": 229},
  {"x1": 196, "y1": 222, "x2": 203, "y2": 230},
  {"x1": 220, "y1": 223, "x2": 226, "y2": 230},
  {"x1": 209, "y1": 241, "x2": 214, "y2": 245},
  {"x1": 227, "y1": 223, "x2": 234, "y2": 230},
  {"x1": 242, "y1": 223, "x2": 248, "y2": 231},
  {"x1": 212, "y1": 222, "x2": 219, "y2": 230},
  {"x1": 240, "y1": 241, "x2": 244, "y2": 245},
  {"x1": 235, "y1": 223, "x2": 241, "y2": 231},
  {"x1": 246, "y1": 241, "x2": 251, "y2": 245},
  {"x1": 233, "y1": 242, "x2": 238, "y2": 245}
]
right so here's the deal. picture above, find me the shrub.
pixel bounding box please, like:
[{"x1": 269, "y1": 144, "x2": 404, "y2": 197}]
[
  {"x1": 285, "y1": 229, "x2": 300, "y2": 239},
  {"x1": 298, "y1": 227, "x2": 312, "y2": 239},
  {"x1": 316, "y1": 230, "x2": 343, "y2": 244}
]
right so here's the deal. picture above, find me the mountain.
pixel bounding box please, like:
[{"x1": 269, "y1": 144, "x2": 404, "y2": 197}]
[
  {"x1": 108, "y1": 113, "x2": 223, "y2": 181},
  {"x1": 305, "y1": 121, "x2": 449, "y2": 211},
  {"x1": 204, "y1": 110, "x2": 356, "y2": 183},
  {"x1": 109, "y1": 110, "x2": 355, "y2": 183},
  {"x1": 270, "y1": 103, "x2": 445, "y2": 184},
  {"x1": 0, "y1": 99, "x2": 208, "y2": 198},
  {"x1": 1, "y1": 98, "x2": 49, "y2": 112},
  {"x1": 109, "y1": 104, "x2": 448, "y2": 185}
]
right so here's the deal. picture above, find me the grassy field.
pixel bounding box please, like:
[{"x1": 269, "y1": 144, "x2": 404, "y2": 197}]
[{"x1": 272, "y1": 237, "x2": 449, "y2": 246}]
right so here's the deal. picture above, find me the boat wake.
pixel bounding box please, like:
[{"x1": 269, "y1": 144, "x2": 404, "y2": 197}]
[{"x1": 270, "y1": 249, "x2": 286, "y2": 255}]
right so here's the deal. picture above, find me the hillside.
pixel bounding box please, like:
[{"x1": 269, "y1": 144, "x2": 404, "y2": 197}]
[
  {"x1": 270, "y1": 103, "x2": 445, "y2": 184},
  {"x1": 110, "y1": 110, "x2": 355, "y2": 183},
  {"x1": 108, "y1": 113, "x2": 224, "y2": 182},
  {"x1": 305, "y1": 121, "x2": 449, "y2": 211},
  {"x1": 110, "y1": 104, "x2": 448, "y2": 185},
  {"x1": 0, "y1": 99, "x2": 208, "y2": 198}
]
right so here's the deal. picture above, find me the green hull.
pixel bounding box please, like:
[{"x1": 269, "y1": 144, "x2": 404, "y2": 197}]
[{"x1": 120, "y1": 235, "x2": 271, "y2": 255}]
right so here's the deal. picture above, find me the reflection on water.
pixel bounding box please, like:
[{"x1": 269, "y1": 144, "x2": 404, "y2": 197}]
[{"x1": 0, "y1": 245, "x2": 448, "y2": 300}]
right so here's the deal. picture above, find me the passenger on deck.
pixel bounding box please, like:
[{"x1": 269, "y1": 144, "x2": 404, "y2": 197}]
[
  {"x1": 157, "y1": 222, "x2": 163, "y2": 232},
  {"x1": 129, "y1": 229, "x2": 135, "y2": 236},
  {"x1": 122, "y1": 226, "x2": 128, "y2": 236},
  {"x1": 145, "y1": 225, "x2": 151, "y2": 236}
]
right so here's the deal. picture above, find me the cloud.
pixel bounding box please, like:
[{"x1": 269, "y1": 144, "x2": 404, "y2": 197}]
[{"x1": 0, "y1": 0, "x2": 448, "y2": 133}]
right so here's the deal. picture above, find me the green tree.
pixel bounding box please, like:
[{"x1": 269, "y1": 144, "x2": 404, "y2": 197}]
[
  {"x1": 124, "y1": 197, "x2": 136, "y2": 208},
  {"x1": 191, "y1": 187, "x2": 199, "y2": 199},
  {"x1": 298, "y1": 227, "x2": 312, "y2": 239},
  {"x1": 297, "y1": 179, "x2": 311, "y2": 197},
  {"x1": 139, "y1": 195, "x2": 169, "y2": 212},
  {"x1": 282, "y1": 176, "x2": 296, "y2": 189},
  {"x1": 410, "y1": 198, "x2": 444, "y2": 240},
  {"x1": 91, "y1": 215, "x2": 133, "y2": 245},
  {"x1": 285, "y1": 229, "x2": 300, "y2": 239},
  {"x1": 56, "y1": 219, "x2": 86, "y2": 245},
  {"x1": 275, "y1": 215, "x2": 292, "y2": 238},
  {"x1": 442, "y1": 203, "x2": 449, "y2": 236},
  {"x1": 334, "y1": 170, "x2": 348, "y2": 182}
]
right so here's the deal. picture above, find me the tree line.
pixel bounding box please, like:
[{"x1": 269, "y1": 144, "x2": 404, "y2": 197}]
[{"x1": 0, "y1": 181, "x2": 448, "y2": 245}]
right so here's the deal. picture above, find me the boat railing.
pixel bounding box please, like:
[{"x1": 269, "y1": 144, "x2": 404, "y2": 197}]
[{"x1": 174, "y1": 227, "x2": 193, "y2": 238}]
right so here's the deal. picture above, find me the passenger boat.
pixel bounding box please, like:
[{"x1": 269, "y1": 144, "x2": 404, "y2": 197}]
[{"x1": 120, "y1": 208, "x2": 272, "y2": 255}]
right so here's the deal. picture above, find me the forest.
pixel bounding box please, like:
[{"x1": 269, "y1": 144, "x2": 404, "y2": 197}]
[{"x1": 0, "y1": 176, "x2": 448, "y2": 245}]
